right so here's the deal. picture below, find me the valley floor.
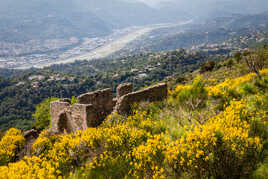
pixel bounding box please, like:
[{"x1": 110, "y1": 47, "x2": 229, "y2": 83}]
[{"x1": 1, "y1": 21, "x2": 191, "y2": 70}]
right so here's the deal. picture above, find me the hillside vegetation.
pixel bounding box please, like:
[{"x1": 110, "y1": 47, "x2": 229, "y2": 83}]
[
  {"x1": 0, "y1": 47, "x2": 267, "y2": 178},
  {"x1": 0, "y1": 49, "x2": 210, "y2": 130}
]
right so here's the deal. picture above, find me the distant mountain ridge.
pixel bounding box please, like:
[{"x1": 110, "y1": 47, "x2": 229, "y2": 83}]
[
  {"x1": 157, "y1": 0, "x2": 268, "y2": 19},
  {"x1": 0, "y1": 0, "x2": 187, "y2": 42},
  {"x1": 1, "y1": 0, "x2": 268, "y2": 42},
  {"x1": 0, "y1": 0, "x2": 113, "y2": 42},
  {"x1": 113, "y1": 12, "x2": 268, "y2": 55}
]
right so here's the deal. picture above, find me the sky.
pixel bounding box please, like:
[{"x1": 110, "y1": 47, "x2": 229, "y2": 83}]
[{"x1": 135, "y1": 0, "x2": 174, "y2": 6}]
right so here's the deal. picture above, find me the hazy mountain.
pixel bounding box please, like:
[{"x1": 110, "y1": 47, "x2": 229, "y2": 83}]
[
  {"x1": 1, "y1": 0, "x2": 268, "y2": 43},
  {"x1": 0, "y1": 0, "x2": 112, "y2": 42},
  {"x1": 74, "y1": 0, "x2": 187, "y2": 28},
  {"x1": 0, "y1": 0, "x2": 187, "y2": 42},
  {"x1": 224, "y1": 11, "x2": 268, "y2": 30},
  {"x1": 156, "y1": 0, "x2": 268, "y2": 19},
  {"x1": 75, "y1": 0, "x2": 157, "y2": 28}
]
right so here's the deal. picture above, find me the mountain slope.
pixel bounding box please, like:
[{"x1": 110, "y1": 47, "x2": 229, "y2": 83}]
[
  {"x1": 157, "y1": 0, "x2": 268, "y2": 19},
  {"x1": 0, "y1": 0, "x2": 112, "y2": 42},
  {"x1": 116, "y1": 12, "x2": 268, "y2": 55},
  {"x1": 0, "y1": 46, "x2": 267, "y2": 178}
]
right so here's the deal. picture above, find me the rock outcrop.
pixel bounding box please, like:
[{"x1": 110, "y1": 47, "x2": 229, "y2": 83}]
[{"x1": 50, "y1": 83, "x2": 167, "y2": 134}]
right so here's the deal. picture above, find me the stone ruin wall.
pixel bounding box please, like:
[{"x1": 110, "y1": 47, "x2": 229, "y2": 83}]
[
  {"x1": 78, "y1": 88, "x2": 114, "y2": 126},
  {"x1": 114, "y1": 83, "x2": 168, "y2": 116},
  {"x1": 50, "y1": 99, "x2": 94, "y2": 134},
  {"x1": 116, "y1": 83, "x2": 133, "y2": 99},
  {"x1": 50, "y1": 82, "x2": 167, "y2": 134}
]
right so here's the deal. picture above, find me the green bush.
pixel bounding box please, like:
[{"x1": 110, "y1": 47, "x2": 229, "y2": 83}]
[
  {"x1": 251, "y1": 121, "x2": 268, "y2": 179},
  {"x1": 176, "y1": 76, "x2": 208, "y2": 111},
  {"x1": 33, "y1": 97, "x2": 58, "y2": 131},
  {"x1": 200, "y1": 61, "x2": 215, "y2": 73},
  {"x1": 225, "y1": 58, "x2": 234, "y2": 68},
  {"x1": 234, "y1": 51, "x2": 242, "y2": 63},
  {"x1": 239, "y1": 83, "x2": 257, "y2": 95},
  {"x1": 71, "y1": 96, "x2": 78, "y2": 105}
]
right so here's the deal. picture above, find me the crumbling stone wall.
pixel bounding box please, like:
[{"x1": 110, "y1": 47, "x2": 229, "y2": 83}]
[
  {"x1": 78, "y1": 88, "x2": 114, "y2": 126},
  {"x1": 116, "y1": 83, "x2": 133, "y2": 99},
  {"x1": 50, "y1": 99, "x2": 70, "y2": 133},
  {"x1": 50, "y1": 83, "x2": 167, "y2": 134},
  {"x1": 50, "y1": 99, "x2": 94, "y2": 134},
  {"x1": 18, "y1": 129, "x2": 39, "y2": 159},
  {"x1": 114, "y1": 83, "x2": 167, "y2": 116}
]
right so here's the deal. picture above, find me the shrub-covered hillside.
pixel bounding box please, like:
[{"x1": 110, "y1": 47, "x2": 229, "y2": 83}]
[
  {"x1": 0, "y1": 47, "x2": 267, "y2": 178},
  {"x1": 0, "y1": 49, "x2": 210, "y2": 131}
]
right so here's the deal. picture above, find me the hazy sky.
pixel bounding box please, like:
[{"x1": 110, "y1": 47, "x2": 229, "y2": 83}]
[{"x1": 136, "y1": 0, "x2": 174, "y2": 6}]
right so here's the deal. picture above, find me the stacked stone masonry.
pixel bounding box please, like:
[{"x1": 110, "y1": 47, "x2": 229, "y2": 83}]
[
  {"x1": 50, "y1": 83, "x2": 167, "y2": 134},
  {"x1": 116, "y1": 83, "x2": 133, "y2": 99},
  {"x1": 50, "y1": 99, "x2": 94, "y2": 134},
  {"x1": 114, "y1": 83, "x2": 167, "y2": 116}
]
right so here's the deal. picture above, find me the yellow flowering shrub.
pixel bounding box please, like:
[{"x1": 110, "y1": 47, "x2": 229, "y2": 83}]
[
  {"x1": 45, "y1": 128, "x2": 102, "y2": 173},
  {"x1": 31, "y1": 128, "x2": 103, "y2": 175},
  {"x1": 172, "y1": 84, "x2": 191, "y2": 96},
  {"x1": 0, "y1": 68, "x2": 267, "y2": 178},
  {"x1": 103, "y1": 123, "x2": 147, "y2": 152},
  {"x1": 32, "y1": 130, "x2": 54, "y2": 156},
  {"x1": 0, "y1": 128, "x2": 25, "y2": 165},
  {"x1": 126, "y1": 110, "x2": 165, "y2": 135},
  {"x1": 206, "y1": 78, "x2": 217, "y2": 85},
  {"x1": 169, "y1": 75, "x2": 208, "y2": 111},
  {"x1": 206, "y1": 68, "x2": 268, "y2": 97},
  {"x1": 83, "y1": 150, "x2": 132, "y2": 178},
  {"x1": 74, "y1": 121, "x2": 151, "y2": 178},
  {"x1": 165, "y1": 99, "x2": 263, "y2": 178},
  {"x1": 130, "y1": 134, "x2": 168, "y2": 178},
  {"x1": 0, "y1": 156, "x2": 57, "y2": 179}
]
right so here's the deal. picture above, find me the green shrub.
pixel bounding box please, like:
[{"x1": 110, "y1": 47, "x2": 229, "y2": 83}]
[
  {"x1": 234, "y1": 51, "x2": 242, "y2": 63},
  {"x1": 252, "y1": 121, "x2": 268, "y2": 179},
  {"x1": 71, "y1": 96, "x2": 78, "y2": 105},
  {"x1": 239, "y1": 83, "x2": 257, "y2": 95},
  {"x1": 243, "y1": 48, "x2": 267, "y2": 78},
  {"x1": 200, "y1": 60, "x2": 215, "y2": 73},
  {"x1": 225, "y1": 58, "x2": 234, "y2": 68},
  {"x1": 33, "y1": 97, "x2": 58, "y2": 131},
  {"x1": 175, "y1": 75, "x2": 186, "y2": 84},
  {"x1": 176, "y1": 76, "x2": 208, "y2": 111},
  {"x1": 214, "y1": 62, "x2": 222, "y2": 70}
]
